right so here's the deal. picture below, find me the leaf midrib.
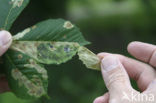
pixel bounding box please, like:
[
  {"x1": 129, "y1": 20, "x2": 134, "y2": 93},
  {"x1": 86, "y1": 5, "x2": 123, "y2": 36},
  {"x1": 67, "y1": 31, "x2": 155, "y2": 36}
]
[{"x1": 3, "y1": 5, "x2": 14, "y2": 29}]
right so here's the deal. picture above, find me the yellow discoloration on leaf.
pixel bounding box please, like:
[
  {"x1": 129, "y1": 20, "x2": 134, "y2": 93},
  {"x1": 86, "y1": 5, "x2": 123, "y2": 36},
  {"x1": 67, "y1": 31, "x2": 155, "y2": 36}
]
[
  {"x1": 13, "y1": 28, "x2": 31, "y2": 40},
  {"x1": 31, "y1": 75, "x2": 42, "y2": 86},
  {"x1": 78, "y1": 46, "x2": 101, "y2": 70},
  {"x1": 10, "y1": 41, "x2": 38, "y2": 59},
  {"x1": 10, "y1": 41, "x2": 99, "y2": 71},
  {"x1": 10, "y1": 41, "x2": 79, "y2": 64},
  {"x1": 13, "y1": 25, "x2": 38, "y2": 40},
  {"x1": 11, "y1": 68, "x2": 46, "y2": 97},
  {"x1": 29, "y1": 59, "x2": 36, "y2": 65},
  {"x1": 11, "y1": 0, "x2": 24, "y2": 8},
  {"x1": 11, "y1": 69, "x2": 21, "y2": 81},
  {"x1": 24, "y1": 59, "x2": 48, "y2": 79},
  {"x1": 18, "y1": 54, "x2": 23, "y2": 59},
  {"x1": 63, "y1": 21, "x2": 74, "y2": 29}
]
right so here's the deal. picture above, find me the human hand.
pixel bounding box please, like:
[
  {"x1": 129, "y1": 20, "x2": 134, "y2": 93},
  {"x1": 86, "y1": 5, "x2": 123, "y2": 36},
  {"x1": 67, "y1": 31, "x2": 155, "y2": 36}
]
[
  {"x1": 0, "y1": 30, "x2": 12, "y2": 93},
  {"x1": 94, "y1": 41, "x2": 156, "y2": 103}
]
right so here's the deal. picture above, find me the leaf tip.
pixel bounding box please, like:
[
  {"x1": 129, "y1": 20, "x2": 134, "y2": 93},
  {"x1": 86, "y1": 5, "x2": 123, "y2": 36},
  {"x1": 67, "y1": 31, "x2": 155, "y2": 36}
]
[{"x1": 78, "y1": 46, "x2": 101, "y2": 71}]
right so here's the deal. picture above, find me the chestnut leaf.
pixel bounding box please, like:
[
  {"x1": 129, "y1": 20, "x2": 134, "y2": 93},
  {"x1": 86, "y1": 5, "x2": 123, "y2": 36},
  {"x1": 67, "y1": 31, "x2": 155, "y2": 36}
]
[
  {"x1": 1, "y1": 0, "x2": 100, "y2": 100},
  {"x1": 3, "y1": 19, "x2": 90, "y2": 99},
  {"x1": 0, "y1": 0, "x2": 29, "y2": 30}
]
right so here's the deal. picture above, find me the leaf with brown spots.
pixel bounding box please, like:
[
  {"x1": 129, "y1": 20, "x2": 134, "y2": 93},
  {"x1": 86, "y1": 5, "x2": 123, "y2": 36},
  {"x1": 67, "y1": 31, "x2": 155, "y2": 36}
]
[
  {"x1": 10, "y1": 41, "x2": 79, "y2": 65},
  {"x1": 1, "y1": 0, "x2": 91, "y2": 99},
  {"x1": 4, "y1": 50, "x2": 48, "y2": 99},
  {"x1": 3, "y1": 18, "x2": 90, "y2": 100}
]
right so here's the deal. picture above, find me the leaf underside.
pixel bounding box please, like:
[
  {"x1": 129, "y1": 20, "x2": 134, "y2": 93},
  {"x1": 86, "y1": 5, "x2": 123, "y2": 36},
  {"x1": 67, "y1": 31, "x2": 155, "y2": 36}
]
[{"x1": 78, "y1": 46, "x2": 101, "y2": 70}]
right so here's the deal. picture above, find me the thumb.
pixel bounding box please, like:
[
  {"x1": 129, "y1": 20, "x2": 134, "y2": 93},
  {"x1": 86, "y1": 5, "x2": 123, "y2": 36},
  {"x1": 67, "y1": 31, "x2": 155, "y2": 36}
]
[
  {"x1": 101, "y1": 55, "x2": 132, "y2": 96},
  {"x1": 0, "y1": 31, "x2": 12, "y2": 56}
]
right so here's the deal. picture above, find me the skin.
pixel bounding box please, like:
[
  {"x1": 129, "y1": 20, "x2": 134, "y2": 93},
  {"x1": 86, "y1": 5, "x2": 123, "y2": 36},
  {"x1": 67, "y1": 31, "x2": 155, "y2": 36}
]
[
  {"x1": 94, "y1": 41, "x2": 156, "y2": 103},
  {"x1": 0, "y1": 30, "x2": 12, "y2": 93},
  {"x1": 0, "y1": 30, "x2": 156, "y2": 103}
]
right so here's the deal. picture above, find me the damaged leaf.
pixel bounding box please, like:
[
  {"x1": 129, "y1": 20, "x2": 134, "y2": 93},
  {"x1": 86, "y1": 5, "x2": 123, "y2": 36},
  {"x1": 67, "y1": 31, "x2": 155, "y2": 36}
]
[
  {"x1": 13, "y1": 19, "x2": 90, "y2": 46},
  {"x1": 4, "y1": 50, "x2": 48, "y2": 99},
  {"x1": 10, "y1": 41, "x2": 79, "y2": 64},
  {"x1": 1, "y1": 0, "x2": 97, "y2": 100},
  {"x1": 3, "y1": 18, "x2": 90, "y2": 99},
  {"x1": 78, "y1": 46, "x2": 101, "y2": 70},
  {"x1": 10, "y1": 40, "x2": 100, "y2": 70}
]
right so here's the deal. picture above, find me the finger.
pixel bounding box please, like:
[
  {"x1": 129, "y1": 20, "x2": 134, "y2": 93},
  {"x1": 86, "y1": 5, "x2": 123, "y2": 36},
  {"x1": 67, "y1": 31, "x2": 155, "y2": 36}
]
[
  {"x1": 128, "y1": 41, "x2": 156, "y2": 67},
  {"x1": 144, "y1": 79, "x2": 156, "y2": 94},
  {"x1": 101, "y1": 55, "x2": 132, "y2": 96},
  {"x1": 93, "y1": 93, "x2": 109, "y2": 103},
  {"x1": 98, "y1": 53, "x2": 156, "y2": 91},
  {"x1": 0, "y1": 30, "x2": 12, "y2": 56}
]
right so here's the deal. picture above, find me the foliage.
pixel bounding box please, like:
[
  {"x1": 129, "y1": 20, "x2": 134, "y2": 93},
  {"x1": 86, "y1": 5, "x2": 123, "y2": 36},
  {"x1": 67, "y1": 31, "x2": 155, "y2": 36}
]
[
  {"x1": 1, "y1": 0, "x2": 156, "y2": 103},
  {"x1": 0, "y1": 0, "x2": 100, "y2": 100}
]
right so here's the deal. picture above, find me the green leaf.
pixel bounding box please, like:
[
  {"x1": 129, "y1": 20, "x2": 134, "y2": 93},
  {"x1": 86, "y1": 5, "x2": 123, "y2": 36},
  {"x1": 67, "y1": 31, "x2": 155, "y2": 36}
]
[
  {"x1": 4, "y1": 50, "x2": 48, "y2": 99},
  {"x1": 78, "y1": 46, "x2": 101, "y2": 70},
  {"x1": 0, "y1": 0, "x2": 29, "y2": 30},
  {"x1": 10, "y1": 41, "x2": 80, "y2": 64},
  {"x1": 13, "y1": 19, "x2": 90, "y2": 46},
  {"x1": 4, "y1": 18, "x2": 90, "y2": 99}
]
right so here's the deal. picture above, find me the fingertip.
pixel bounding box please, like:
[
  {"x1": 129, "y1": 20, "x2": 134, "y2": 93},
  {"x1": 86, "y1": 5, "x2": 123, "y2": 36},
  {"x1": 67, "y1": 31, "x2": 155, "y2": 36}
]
[
  {"x1": 127, "y1": 41, "x2": 156, "y2": 62},
  {"x1": 0, "y1": 30, "x2": 12, "y2": 56},
  {"x1": 127, "y1": 41, "x2": 140, "y2": 53},
  {"x1": 0, "y1": 30, "x2": 12, "y2": 42},
  {"x1": 101, "y1": 55, "x2": 132, "y2": 93},
  {"x1": 97, "y1": 52, "x2": 111, "y2": 60},
  {"x1": 93, "y1": 94, "x2": 109, "y2": 103},
  {"x1": 93, "y1": 97, "x2": 104, "y2": 103},
  {"x1": 97, "y1": 52, "x2": 110, "y2": 56},
  {"x1": 101, "y1": 56, "x2": 120, "y2": 72}
]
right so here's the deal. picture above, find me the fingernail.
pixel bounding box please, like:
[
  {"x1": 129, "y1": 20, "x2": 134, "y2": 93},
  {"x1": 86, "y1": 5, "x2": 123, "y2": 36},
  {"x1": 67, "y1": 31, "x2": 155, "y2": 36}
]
[
  {"x1": 97, "y1": 52, "x2": 111, "y2": 59},
  {"x1": 0, "y1": 31, "x2": 12, "y2": 46},
  {"x1": 101, "y1": 56, "x2": 120, "y2": 72}
]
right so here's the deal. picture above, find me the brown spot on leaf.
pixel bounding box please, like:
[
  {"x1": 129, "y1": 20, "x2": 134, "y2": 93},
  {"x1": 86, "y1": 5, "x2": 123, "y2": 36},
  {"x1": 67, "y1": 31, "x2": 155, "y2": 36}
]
[
  {"x1": 32, "y1": 25, "x2": 37, "y2": 29},
  {"x1": 18, "y1": 54, "x2": 23, "y2": 59},
  {"x1": 63, "y1": 21, "x2": 74, "y2": 29}
]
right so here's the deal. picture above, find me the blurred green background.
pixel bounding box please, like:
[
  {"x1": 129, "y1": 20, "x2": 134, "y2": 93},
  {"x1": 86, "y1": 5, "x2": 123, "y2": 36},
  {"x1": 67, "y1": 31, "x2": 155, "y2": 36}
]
[{"x1": 0, "y1": 0, "x2": 156, "y2": 103}]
